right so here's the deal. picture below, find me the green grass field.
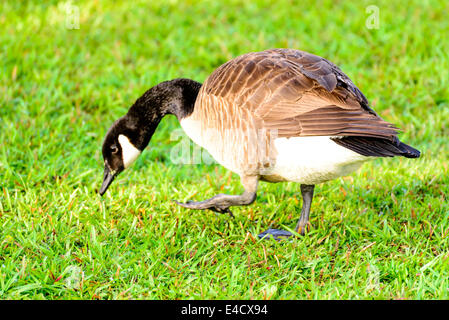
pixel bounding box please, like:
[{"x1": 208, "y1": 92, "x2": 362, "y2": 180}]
[{"x1": 1, "y1": 0, "x2": 448, "y2": 299}]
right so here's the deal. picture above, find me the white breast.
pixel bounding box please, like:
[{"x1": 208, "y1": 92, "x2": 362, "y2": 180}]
[
  {"x1": 179, "y1": 117, "x2": 204, "y2": 148},
  {"x1": 180, "y1": 116, "x2": 371, "y2": 184},
  {"x1": 179, "y1": 116, "x2": 241, "y2": 173}
]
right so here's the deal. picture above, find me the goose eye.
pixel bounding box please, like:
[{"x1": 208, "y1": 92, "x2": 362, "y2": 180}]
[{"x1": 111, "y1": 145, "x2": 119, "y2": 154}]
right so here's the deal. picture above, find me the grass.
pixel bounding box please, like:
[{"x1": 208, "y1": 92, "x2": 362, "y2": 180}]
[{"x1": 1, "y1": 0, "x2": 448, "y2": 299}]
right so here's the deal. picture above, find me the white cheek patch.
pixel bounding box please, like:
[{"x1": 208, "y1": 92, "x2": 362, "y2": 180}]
[{"x1": 118, "y1": 134, "x2": 141, "y2": 169}]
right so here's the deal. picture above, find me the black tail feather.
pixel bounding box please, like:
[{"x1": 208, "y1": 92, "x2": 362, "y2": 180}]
[{"x1": 331, "y1": 136, "x2": 421, "y2": 158}]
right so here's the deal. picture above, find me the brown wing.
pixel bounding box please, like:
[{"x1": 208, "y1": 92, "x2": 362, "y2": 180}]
[{"x1": 201, "y1": 49, "x2": 398, "y2": 140}]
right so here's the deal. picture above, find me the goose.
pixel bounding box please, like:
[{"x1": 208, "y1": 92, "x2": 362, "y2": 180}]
[{"x1": 99, "y1": 49, "x2": 420, "y2": 240}]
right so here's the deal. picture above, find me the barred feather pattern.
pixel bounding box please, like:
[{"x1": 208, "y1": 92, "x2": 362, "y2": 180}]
[{"x1": 185, "y1": 49, "x2": 405, "y2": 176}]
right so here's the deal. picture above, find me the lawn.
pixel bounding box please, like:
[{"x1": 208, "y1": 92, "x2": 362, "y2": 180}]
[{"x1": 1, "y1": 0, "x2": 448, "y2": 299}]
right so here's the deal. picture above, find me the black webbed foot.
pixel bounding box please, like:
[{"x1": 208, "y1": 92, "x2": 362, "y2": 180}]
[{"x1": 257, "y1": 228, "x2": 296, "y2": 241}]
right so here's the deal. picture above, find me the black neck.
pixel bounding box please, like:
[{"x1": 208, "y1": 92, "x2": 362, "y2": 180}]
[{"x1": 124, "y1": 78, "x2": 202, "y2": 150}]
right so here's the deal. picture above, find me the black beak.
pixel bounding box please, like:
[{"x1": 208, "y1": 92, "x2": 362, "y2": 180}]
[{"x1": 99, "y1": 166, "x2": 116, "y2": 196}]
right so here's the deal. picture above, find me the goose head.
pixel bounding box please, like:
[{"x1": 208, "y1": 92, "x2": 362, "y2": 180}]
[
  {"x1": 99, "y1": 78, "x2": 202, "y2": 196},
  {"x1": 100, "y1": 116, "x2": 143, "y2": 195}
]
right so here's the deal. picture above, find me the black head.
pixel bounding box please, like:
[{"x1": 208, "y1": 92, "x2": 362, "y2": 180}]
[
  {"x1": 99, "y1": 116, "x2": 143, "y2": 195},
  {"x1": 99, "y1": 78, "x2": 202, "y2": 196}
]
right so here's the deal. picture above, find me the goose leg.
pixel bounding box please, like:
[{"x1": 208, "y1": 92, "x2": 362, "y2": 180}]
[
  {"x1": 295, "y1": 184, "x2": 315, "y2": 235},
  {"x1": 174, "y1": 192, "x2": 256, "y2": 216},
  {"x1": 174, "y1": 175, "x2": 258, "y2": 217},
  {"x1": 258, "y1": 184, "x2": 315, "y2": 240}
]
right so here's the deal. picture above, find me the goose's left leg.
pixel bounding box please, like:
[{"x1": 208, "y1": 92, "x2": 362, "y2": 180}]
[
  {"x1": 258, "y1": 184, "x2": 315, "y2": 240},
  {"x1": 174, "y1": 175, "x2": 258, "y2": 217}
]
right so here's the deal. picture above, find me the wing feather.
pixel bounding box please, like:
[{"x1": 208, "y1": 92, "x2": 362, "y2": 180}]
[{"x1": 197, "y1": 49, "x2": 398, "y2": 141}]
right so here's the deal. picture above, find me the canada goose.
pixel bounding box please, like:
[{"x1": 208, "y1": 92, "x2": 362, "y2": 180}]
[{"x1": 100, "y1": 49, "x2": 420, "y2": 240}]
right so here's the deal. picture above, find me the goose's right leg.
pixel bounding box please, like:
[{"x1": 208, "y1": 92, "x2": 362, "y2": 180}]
[{"x1": 174, "y1": 175, "x2": 258, "y2": 217}]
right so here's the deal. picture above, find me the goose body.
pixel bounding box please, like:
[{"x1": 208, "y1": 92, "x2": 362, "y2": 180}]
[
  {"x1": 100, "y1": 49, "x2": 420, "y2": 240},
  {"x1": 261, "y1": 136, "x2": 368, "y2": 184},
  {"x1": 180, "y1": 49, "x2": 417, "y2": 184},
  {"x1": 181, "y1": 118, "x2": 368, "y2": 185}
]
